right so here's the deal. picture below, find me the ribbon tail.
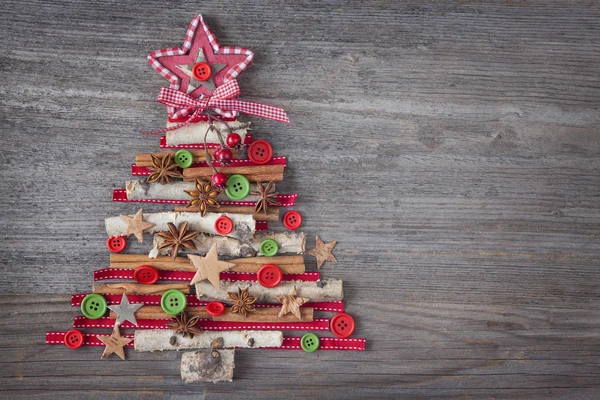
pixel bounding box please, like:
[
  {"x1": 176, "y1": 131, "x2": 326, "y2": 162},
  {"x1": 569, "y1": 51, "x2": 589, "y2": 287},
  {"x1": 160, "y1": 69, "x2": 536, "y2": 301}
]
[{"x1": 213, "y1": 99, "x2": 290, "y2": 124}]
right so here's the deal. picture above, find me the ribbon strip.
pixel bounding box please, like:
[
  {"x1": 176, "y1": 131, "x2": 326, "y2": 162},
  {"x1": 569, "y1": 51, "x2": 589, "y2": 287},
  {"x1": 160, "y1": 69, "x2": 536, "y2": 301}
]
[
  {"x1": 143, "y1": 81, "x2": 289, "y2": 135},
  {"x1": 46, "y1": 332, "x2": 365, "y2": 351},
  {"x1": 70, "y1": 293, "x2": 345, "y2": 312},
  {"x1": 73, "y1": 316, "x2": 330, "y2": 331},
  {"x1": 93, "y1": 269, "x2": 320, "y2": 283},
  {"x1": 112, "y1": 189, "x2": 298, "y2": 207},
  {"x1": 159, "y1": 134, "x2": 253, "y2": 149}
]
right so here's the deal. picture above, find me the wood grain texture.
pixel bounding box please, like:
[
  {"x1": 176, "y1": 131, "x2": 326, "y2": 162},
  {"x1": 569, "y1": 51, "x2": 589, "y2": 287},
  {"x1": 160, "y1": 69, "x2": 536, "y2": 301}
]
[{"x1": 0, "y1": 0, "x2": 599, "y2": 399}]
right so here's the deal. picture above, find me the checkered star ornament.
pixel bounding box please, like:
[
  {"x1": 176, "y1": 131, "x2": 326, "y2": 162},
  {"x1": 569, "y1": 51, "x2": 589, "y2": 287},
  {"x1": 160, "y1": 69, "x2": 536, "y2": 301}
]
[{"x1": 148, "y1": 14, "x2": 254, "y2": 119}]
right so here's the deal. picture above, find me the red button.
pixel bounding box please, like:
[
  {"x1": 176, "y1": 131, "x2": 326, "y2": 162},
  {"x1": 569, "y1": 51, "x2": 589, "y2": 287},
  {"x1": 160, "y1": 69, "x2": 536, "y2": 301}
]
[
  {"x1": 206, "y1": 301, "x2": 225, "y2": 316},
  {"x1": 134, "y1": 265, "x2": 159, "y2": 285},
  {"x1": 282, "y1": 210, "x2": 302, "y2": 230},
  {"x1": 214, "y1": 216, "x2": 234, "y2": 235},
  {"x1": 257, "y1": 264, "x2": 283, "y2": 288},
  {"x1": 64, "y1": 329, "x2": 84, "y2": 349},
  {"x1": 106, "y1": 236, "x2": 126, "y2": 253},
  {"x1": 248, "y1": 140, "x2": 273, "y2": 165},
  {"x1": 330, "y1": 312, "x2": 355, "y2": 338},
  {"x1": 192, "y1": 62, "x2": 212, "y2": 81}
]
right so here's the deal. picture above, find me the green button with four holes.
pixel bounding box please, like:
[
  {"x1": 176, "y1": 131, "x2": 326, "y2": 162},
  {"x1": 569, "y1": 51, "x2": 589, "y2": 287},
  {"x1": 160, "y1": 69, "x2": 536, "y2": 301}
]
[
  {"x1": 160, "y1": 289, "x2": 187, "y2": 315},
  {"x1": 225, "y1": 174, "x2": 250, "y2": 200},
  {"x1": 259, "y1": 239, "x2": 279, "y2": 257},
  {"x1": 301, "y1": 333, "x2": 320, "y2": 353},
  {"x1": 174, "y1": 150, "x2": 193, "y2": 169},
  {"x1": 81, "y1": 293, "x2": 107, "y2": 320}
]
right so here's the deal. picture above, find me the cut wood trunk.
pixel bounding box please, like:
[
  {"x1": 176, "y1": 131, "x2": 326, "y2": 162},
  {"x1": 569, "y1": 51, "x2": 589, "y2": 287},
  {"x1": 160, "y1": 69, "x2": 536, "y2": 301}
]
[
  {"x1": 135, "y1": 149, "x2": 238, "y2": 166},
  {"x1": 183, "y1": 165, "x2": 285, "y2": 183},
  {"x1": 181, "y1": 349, "x2": 235, "y2": 383},
  {"x1": 109, "y1": 306, "x2": 209, "y2": 320},
  {"x1": 93, "y1": 283, "x2": 190, "y2": 295},
  {"x1": 174, "y1": 205, "x2": 279, "y2": 221},
  {"x1": 134, "y1": 330, "x2": 282, "y2": 352},
  {"x1": 165, "y1": 120, "x2": 250, "y2": 146},
  {"x1": 195, "y1": 279, "x2": 343, "y2": 303},
  {"x1": 105, "y1": 211, "x2": 255, "y2": 242},
  {"x1": 125, "y1": 180, "x2": 268, "y2": 203},
  {"x1": 109, "y1": 254, "x2": 305, "y2": 274},
  {"x1": 150, "y1": 231, "x2": 306, "y2": 258},
  {"x1": 212, "y1": 307, "x2": 313, "y2": 322}
]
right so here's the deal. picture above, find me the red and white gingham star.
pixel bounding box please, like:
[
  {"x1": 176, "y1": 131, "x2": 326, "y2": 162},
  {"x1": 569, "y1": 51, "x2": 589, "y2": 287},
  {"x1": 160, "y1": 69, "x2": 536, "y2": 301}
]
[{"x1": 148, "y1": 14, "x2": 254, "y2": 119}]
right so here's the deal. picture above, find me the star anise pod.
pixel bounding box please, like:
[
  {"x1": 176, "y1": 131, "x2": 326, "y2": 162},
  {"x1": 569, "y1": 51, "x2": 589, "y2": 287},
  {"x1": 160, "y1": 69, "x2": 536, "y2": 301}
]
[
  {"x1": 228, "y1": 287, "x2": 256, "y2": 317},
  {"x1": 184, "y1": 179, "x2": 221, "y2": 216},
  {"x1": 147, "y1": 153, "x2": 183, "y2": 184},
  {"x1": 156, "y1": 221, "x2": 200, "y2": 260},
  {"x1": 167, "y1": 312, "x2": 203, "y2": 338},
  {"x1": 252, "y1": 180, "x2": 280, "y2": 214}
]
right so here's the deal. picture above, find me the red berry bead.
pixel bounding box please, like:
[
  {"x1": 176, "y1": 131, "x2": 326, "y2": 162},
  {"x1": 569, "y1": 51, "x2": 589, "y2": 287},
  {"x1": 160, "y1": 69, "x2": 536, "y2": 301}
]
[
  {"x1": 217, "y1": 148, "x2": 233, "y2": 164},
  {"x1": 226, "y1": 133, "x2": 242, "y2": 148},
  {"x1": 212, "y1": 148, "x2": 221, "y2": 161},
  {"x1": 212, "y1": 172, "x2": 228, "y2": 188}
]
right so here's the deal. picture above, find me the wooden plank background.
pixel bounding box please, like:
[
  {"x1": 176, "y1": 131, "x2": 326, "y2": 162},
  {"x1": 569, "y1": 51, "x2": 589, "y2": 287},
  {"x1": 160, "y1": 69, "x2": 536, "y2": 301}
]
[{"x1": 0, "y1": 1, "x2": 599, "y2": 398}]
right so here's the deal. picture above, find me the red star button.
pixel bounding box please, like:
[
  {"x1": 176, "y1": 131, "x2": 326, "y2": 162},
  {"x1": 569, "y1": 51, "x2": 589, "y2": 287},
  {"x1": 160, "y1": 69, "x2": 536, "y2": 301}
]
[{"x1": 148, "y1": 15, "x2": 254, "y2": 119}]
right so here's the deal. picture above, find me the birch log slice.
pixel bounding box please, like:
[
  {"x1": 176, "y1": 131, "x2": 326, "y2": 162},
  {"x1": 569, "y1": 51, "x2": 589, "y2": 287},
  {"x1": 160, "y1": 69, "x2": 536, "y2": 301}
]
[
  {"x1": 195, "y1": 279, "x2": 343, "y2": 303},
  {"x1": 106, "y1": 211, "x2": 255, "y2": 242},
  {"x1": 181, "y1": 349, "x2": 235, "y2": 383},
  {"x1": 151, "y1": 230, "x2": 306, "y2": 258},
  {"x1": 165, "y1": 120, "x2": 250, "y2": 146},
  {"x1": 134, "y1": 330, "x2": 282, "y2": 352}
]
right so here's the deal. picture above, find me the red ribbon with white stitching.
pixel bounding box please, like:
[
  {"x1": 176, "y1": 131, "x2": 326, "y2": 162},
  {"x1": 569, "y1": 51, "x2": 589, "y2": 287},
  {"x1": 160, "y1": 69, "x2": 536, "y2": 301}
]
[{"x1": 143, "y1": 80, "x2": 289, "y2": 134}]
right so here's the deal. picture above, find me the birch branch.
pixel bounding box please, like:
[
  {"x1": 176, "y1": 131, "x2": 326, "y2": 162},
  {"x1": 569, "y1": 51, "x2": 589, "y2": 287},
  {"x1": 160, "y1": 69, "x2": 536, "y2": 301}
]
[
  {"x1": 181, "y1": 349, "x2": 235, "y2": 383},
  {"x1": 134, "y1": 330, "x2": 282, "y2": 352},
  {"x1": 125, "y1": 180, "x2": 267, "y2": 203},
  {"x1": 92, "y1": 283, "x2": 190, "y2": 295},
  {"x1": 106, "y1": 211, "x2": 255, "y2": 242},
  {"x1": 195, "y1": 279, "x2": 343, "y2": 303},
  {"x1": 165, "y1": 120, "x2": 250, "y2": 146}
]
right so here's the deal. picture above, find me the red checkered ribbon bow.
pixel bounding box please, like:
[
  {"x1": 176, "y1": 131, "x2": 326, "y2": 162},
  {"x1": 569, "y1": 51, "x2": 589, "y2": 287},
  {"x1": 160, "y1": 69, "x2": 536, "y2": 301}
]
[{"x1": 142, "y1": 80, "x2": 289, "y2": 134}]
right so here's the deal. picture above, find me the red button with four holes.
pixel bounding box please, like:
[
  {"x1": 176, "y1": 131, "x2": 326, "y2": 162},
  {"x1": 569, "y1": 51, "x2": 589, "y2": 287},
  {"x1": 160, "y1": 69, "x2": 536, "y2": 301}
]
[
  {"x1": 133, "y1": 265, "x2": 159, "y2": 285},
  {"x1": 206, "y1": 301, "x2": 226, "y2": 316},
  {"x1": 283, "y1": 210, "x2": 302, "y2": 230},
  {"x1": 330, "y1": 312, "x2": 355, "y2": 338},
  {"x1": 106, "y1": 236, "x2": 126, "y2": 253},
  {"x1": 214, "y1": 216, "x2": 234, "y2": 235},
  {"x1": 192, "y1": 62, "x2": 212, "y2": 81},
  {"x1": 257, "y1": 264, "x2": 283, "y2": 288},
  {"x1": 64, "y1": 329, "x2": 84, "y2": 349},
  {"x1": 248, "y1": 140, "x2": 273, "y2": 164}
]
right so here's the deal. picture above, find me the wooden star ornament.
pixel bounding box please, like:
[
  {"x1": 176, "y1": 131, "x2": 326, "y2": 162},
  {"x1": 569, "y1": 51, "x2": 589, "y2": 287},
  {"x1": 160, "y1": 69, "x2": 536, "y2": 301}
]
[
  {"x1": 307, "y1": 236, "x2": 337, "y2": 269},
  {"x1": 120, "y1": 209, "x2": 155, "y2": 243},
  {"x1": 276, "y1": 286, "x2": 309, "y2": 320},
  {"x1": 188, "y1": 243, "x2": 235, "y2": 289},
  {"x1": 97, "y1": 326, "x2": 132, "y2": 361}
]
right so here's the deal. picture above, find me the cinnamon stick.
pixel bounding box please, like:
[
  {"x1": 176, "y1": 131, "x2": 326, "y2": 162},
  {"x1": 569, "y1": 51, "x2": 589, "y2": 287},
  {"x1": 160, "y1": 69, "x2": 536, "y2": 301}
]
[
  {"x1": 173, "y1": 205, "x2": 279, "y2": 221},
  {"x1": 183, "y1": 165, "x2": 284, "y2": 182},
  {"x1": 212, "y1": 307, "x2": 313, "y2": 323},
  {"x1": 136, "y1": 149, "x2": 237, "y2": 167},
  {"x1": 109, "y1": 306, "x2": 209, "y2": 320},
  {"x1": 92, "y1": 283, "x2": 190, "y2": 295},
  {"x1": 109, "y1": 254, "x2": 305, "y2": 274}
]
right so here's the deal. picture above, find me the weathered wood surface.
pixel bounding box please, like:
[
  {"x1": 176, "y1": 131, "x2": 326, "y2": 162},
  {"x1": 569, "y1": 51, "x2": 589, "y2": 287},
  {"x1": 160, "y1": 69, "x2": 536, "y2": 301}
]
[{"x1": 0, "y1": 1, "x2": 599, "y2": 399}]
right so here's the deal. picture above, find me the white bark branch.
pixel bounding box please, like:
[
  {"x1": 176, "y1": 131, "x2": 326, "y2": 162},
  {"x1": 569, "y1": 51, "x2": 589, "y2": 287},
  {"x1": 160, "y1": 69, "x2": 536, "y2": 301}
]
[
  {"x1": 125, "y1": 180, "x2": 266, "y2": 202},
  {"x1": 134, "y1": 330, "x2": 282, "y2": 352},
  {"x1": 181, "y1": 349, "x2": 235, "y2": 383},
  {"x1": 165, "y1": 120, "x2": 250, "y2": 146}
]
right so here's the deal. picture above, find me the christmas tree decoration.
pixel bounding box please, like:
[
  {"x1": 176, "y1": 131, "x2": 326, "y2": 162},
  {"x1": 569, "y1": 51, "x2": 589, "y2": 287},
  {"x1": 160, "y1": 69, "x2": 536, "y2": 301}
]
[{"x1": 46, "y1": 14, "x2": 366, "y2": 382}]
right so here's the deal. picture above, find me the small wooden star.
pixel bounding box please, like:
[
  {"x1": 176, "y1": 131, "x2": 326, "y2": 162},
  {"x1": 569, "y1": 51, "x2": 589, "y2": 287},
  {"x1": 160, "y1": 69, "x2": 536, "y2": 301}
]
[
  {"x1": 276, "y1": 286, "x2": 309, "y2": 320},
  {"x1": 120, "y1": 209, "x2": 155, "y2": 243},
  {"x1": 307, "y1": 236, "x2": 337, "y2": 269},
  {"x1": 97, "y1": 326, "x2": 132, "y2": 361},
  {"x1": 188, "y1": 243, "x2": 235, "y2": 289}
]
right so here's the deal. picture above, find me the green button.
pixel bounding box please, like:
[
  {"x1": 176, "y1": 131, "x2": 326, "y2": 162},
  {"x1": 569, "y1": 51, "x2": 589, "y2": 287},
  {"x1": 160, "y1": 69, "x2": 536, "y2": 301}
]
[
  {"x1": 260, "y1": 239, "x2": 279, "y2": 257},
  {"x1": 81, "y1": 294, "x2": 107, "y2": 320},
  {"x1": 225, "y1": 174, "x2": 250, "y2": 200},
  {"x1": 301, "y1": 333, "x2": 320, "y2": 353},
  {"x1": 161, "y1": 289, "x2": 187, "y2": 315},
  {"x1": 174, "y1": 150, "x2": 193, "y2": 169}
]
